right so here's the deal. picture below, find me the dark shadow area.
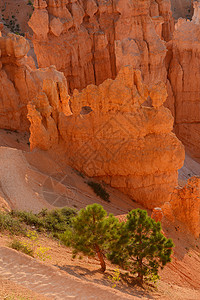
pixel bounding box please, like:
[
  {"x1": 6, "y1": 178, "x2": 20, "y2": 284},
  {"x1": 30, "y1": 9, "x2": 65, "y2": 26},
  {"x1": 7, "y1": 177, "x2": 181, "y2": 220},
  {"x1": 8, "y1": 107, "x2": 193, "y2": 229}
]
[{"x1": 55, "y1": 264, "x2": 155, "y2": 299}]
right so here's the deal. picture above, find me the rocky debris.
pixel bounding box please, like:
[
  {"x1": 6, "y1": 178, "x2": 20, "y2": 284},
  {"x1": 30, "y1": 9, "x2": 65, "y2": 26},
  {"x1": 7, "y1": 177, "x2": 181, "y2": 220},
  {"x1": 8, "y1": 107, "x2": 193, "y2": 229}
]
[
  {"x1": 28, "y1": 0, "x2": 173, "y2": 93},
  {"x1": 162, "y1": 176, "x2": 200, "y2": 238},
  {"x1": 28, "y1": 65, "x2": 185, "y2": 209},
  {"x1": 0, "y1": 31, "x2": 68, "y2": 131}
]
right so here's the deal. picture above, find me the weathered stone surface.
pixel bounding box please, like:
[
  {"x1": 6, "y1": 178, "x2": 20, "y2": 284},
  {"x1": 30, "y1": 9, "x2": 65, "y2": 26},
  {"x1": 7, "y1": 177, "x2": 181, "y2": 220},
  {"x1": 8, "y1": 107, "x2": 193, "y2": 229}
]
[
  {"x1": 0, "y1": 32, "x2": 68, "y2": 131},
  {"x1": 150, "y1": 0, "x2": 174, "y2": 41},
  {"x1": 162, "y1": 176, "x2": 200, "y2": 238},
  {"x1": 151, "y1": 207, "x2": 163, "y2": 222},
  {"x1": 28, "y1": 0, "x2": 172, "y2": 92},
  {"x1": 28, "y1": 66, "x2": 185, "y2": 209},
  {"x1": 167, "y1": 1, "x2": 200, "y2": 159},
  {"x1": 27, "y1": 78, "x2": 71, "y2": 150}
]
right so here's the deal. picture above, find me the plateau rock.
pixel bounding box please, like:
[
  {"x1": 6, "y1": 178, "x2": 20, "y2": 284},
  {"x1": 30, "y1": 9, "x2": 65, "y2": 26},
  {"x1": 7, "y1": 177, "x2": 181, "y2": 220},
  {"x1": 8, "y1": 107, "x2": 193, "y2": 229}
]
[{"x1": 28, "y1": 66, "x2": 185, "y2": 209}]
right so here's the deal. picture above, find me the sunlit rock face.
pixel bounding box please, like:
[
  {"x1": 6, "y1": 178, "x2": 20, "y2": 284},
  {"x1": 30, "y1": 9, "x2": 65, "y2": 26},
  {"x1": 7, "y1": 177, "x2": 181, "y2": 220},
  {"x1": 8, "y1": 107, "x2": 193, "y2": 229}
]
[
  {"x1": 28, "y1": 66, "x2": 185, "y2": 209},
  {"x1": 162, "y1": 176, "x2": 200, "y2": 238},
  {"x1": 28, "y1": 0, "x2": 174, "y2": 93}
]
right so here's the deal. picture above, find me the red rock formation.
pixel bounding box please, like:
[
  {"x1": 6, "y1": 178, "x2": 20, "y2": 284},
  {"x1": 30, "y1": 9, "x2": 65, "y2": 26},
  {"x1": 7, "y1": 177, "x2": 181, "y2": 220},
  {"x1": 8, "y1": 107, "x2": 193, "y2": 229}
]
[
  {"x1": 0, "y1": 30, "x2": 68, "y2": 131},
  {"x1": 151, "y1": 207, "x2": 163, "y2": 222},
  {"x1": 167, "y1": 1, "x2": 200, "y2": 159},
  {"x1": 162, "y1": 176, "x2": 200, "y2": 238},
  {"x1": 150, "y1": 0, "x2": 174, "y2": 41},
  {"x1": 29, "y1": 0, "x2": 170, "y2": 93},
  {"x1": 27, "y1": 78, "x2": 71, "y2": 150},
  {"x1": 28, "y1": 66, "x2": 185, "y2": 209}
]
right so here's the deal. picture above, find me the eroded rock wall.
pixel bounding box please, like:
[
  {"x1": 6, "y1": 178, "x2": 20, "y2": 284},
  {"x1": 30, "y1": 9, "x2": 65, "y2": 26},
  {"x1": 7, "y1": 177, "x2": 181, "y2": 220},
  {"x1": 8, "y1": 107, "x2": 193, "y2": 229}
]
[
  {"x1": 28, "y1": 66, "x2": 185, "y2": 209},
  {"x1": 0, "y1": 30, "x2": 68, "y2": 131},
  {"x1": 167, "y1": 1, "x2": 200, "y2": 159},
  {"x1": 29, "y1": 0, "x2": 173, "y2": 93},
  {"x1": 162, "y1": 176, "x2": 200, "y2": 238}
]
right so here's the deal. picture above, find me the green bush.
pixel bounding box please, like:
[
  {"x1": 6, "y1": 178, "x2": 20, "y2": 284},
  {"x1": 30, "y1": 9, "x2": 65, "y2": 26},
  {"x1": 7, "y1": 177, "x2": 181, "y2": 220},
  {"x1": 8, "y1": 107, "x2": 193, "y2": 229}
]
[
  {"x1": 10, "y1": 210, "x2": 45, "y2": 228},
  {"x1": 10, "y1": 207, "x2": 77, "y2": 235},
  {"x1": 0, "y1": 212, "x2": 24, "y2": 235},
  {"x1": 87, "y1": 181, "x2": 110, "y2": 202}
]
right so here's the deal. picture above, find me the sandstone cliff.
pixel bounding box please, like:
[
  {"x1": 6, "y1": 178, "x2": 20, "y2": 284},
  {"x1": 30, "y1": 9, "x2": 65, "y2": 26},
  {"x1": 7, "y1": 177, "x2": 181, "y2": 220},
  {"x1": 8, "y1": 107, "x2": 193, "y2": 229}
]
[
  {"x1": 167, "y1": 1, "x2": 200, "y2": 159},
  {"x1": 28, "y1": 0, "x2": 174, "y2": 93},
  {"x1": 28, "y1": 66, "x2": 185, "y2": 209},
  {"x1": 0, "y1": 29, "x2": 68, "y2": 131}
]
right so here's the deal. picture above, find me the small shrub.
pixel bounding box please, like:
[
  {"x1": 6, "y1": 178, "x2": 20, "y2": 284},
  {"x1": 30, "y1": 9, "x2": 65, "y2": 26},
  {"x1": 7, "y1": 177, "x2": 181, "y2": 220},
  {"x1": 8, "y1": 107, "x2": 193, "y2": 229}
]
[
  {"x1": 0, "y1": 212, "x2": 24, "y2": 235},
  {"x1": 108, "y1": 269, "x2": 121, "y2": 288},
  {"x1": 10, "y1": 240, "x2": 34, "y2": 257},
  {"x1": 10, "y1": 207, "x2": 77, "y2": 235},
  {"x1": 10, "y1": 210, "x2": 45, "y2": 229},
  {"x1": 27, "y1": 229, "x2": 38, "y2": 241},
  {"x1": 87, "y1": 181, "x2": 110, "y2": 202},
  {"x1": 27, "y1": 0, "x2": 33, "y2": 6},
  {"x1": 36, "y1": 246, "x2": 51, "y2": 261}
]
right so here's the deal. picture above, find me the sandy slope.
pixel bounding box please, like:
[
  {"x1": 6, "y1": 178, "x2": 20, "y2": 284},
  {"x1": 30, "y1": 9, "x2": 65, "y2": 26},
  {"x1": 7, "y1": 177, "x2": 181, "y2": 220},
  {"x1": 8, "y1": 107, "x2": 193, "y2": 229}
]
[{"x1": 0, "y1": 129, "x2": 145, "y2": 215}]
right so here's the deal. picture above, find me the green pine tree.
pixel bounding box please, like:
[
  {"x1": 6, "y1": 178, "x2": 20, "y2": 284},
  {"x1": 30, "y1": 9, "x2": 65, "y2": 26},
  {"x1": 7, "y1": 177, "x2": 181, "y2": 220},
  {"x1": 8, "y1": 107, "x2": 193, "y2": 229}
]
[
  {"x1": 61, "y1": 203, "x2": 121, "y2": 272},
  {"x1": 108, "y1": 208, "x2": 174, "y2": 283}
]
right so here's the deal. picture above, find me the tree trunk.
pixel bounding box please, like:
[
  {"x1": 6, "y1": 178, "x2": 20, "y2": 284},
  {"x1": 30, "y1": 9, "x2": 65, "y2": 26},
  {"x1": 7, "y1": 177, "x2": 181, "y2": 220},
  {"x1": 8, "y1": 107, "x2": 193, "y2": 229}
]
[
  {"x1": 137, "y1": 272, "x2": 143, "y2": 283},
  {"x1": 137, "y1": 257, "x2": 143, "y2": 283},
  {"x1": 95, "y1": 245, "x2": 106, "y2": 272}
]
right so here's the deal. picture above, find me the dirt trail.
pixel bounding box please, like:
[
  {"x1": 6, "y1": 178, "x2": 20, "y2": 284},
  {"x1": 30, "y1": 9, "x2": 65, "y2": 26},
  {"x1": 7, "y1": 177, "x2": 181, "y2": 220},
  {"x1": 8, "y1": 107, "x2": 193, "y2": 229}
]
[{"x1": 0, "y1": 246, "x2": 148, "y2": 300}]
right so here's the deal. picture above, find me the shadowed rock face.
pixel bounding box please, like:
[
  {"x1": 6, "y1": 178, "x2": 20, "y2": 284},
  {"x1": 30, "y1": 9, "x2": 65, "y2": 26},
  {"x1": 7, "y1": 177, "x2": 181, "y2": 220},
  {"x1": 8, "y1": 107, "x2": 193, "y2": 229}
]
[
  {"x1": 28, "y1": 0, "x2": 174, "y2": 93},
  {"x1": 28, "y1": 66, "x2": 185, "y2": 209}
]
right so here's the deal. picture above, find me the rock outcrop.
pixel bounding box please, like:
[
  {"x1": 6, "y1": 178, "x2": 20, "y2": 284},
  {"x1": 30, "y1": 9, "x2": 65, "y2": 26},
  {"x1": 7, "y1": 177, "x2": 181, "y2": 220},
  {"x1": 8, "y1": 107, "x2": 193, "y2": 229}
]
[
  {"x1": 28, "y1": 0, "x2": 173, "y2": 93},
  {"x1": 150, "y1": 0, "x2": 174, "y2": 41},
  {"x1": 167, "y1": 0, "x2": 200, "y2": 159},
  {"x1": 28, "y1": 66, "x2": 185, "y2": 209},
  {"x1": 0, "y1": 29, "x2": 68, "y2": 131},
  {"x1": 27, "y1": 78, "x2": 71, "y2": 150},
  {"x1": 162, "y1": 176, "x2": 200, "y2": 238}
]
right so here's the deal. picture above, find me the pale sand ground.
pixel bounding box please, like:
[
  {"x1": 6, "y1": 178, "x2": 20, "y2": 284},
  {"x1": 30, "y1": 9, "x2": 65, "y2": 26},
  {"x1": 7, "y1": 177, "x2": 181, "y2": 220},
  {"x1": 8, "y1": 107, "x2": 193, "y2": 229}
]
[{"x1": 0, "y1": 128, "x2": 200, "y2": 299}]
